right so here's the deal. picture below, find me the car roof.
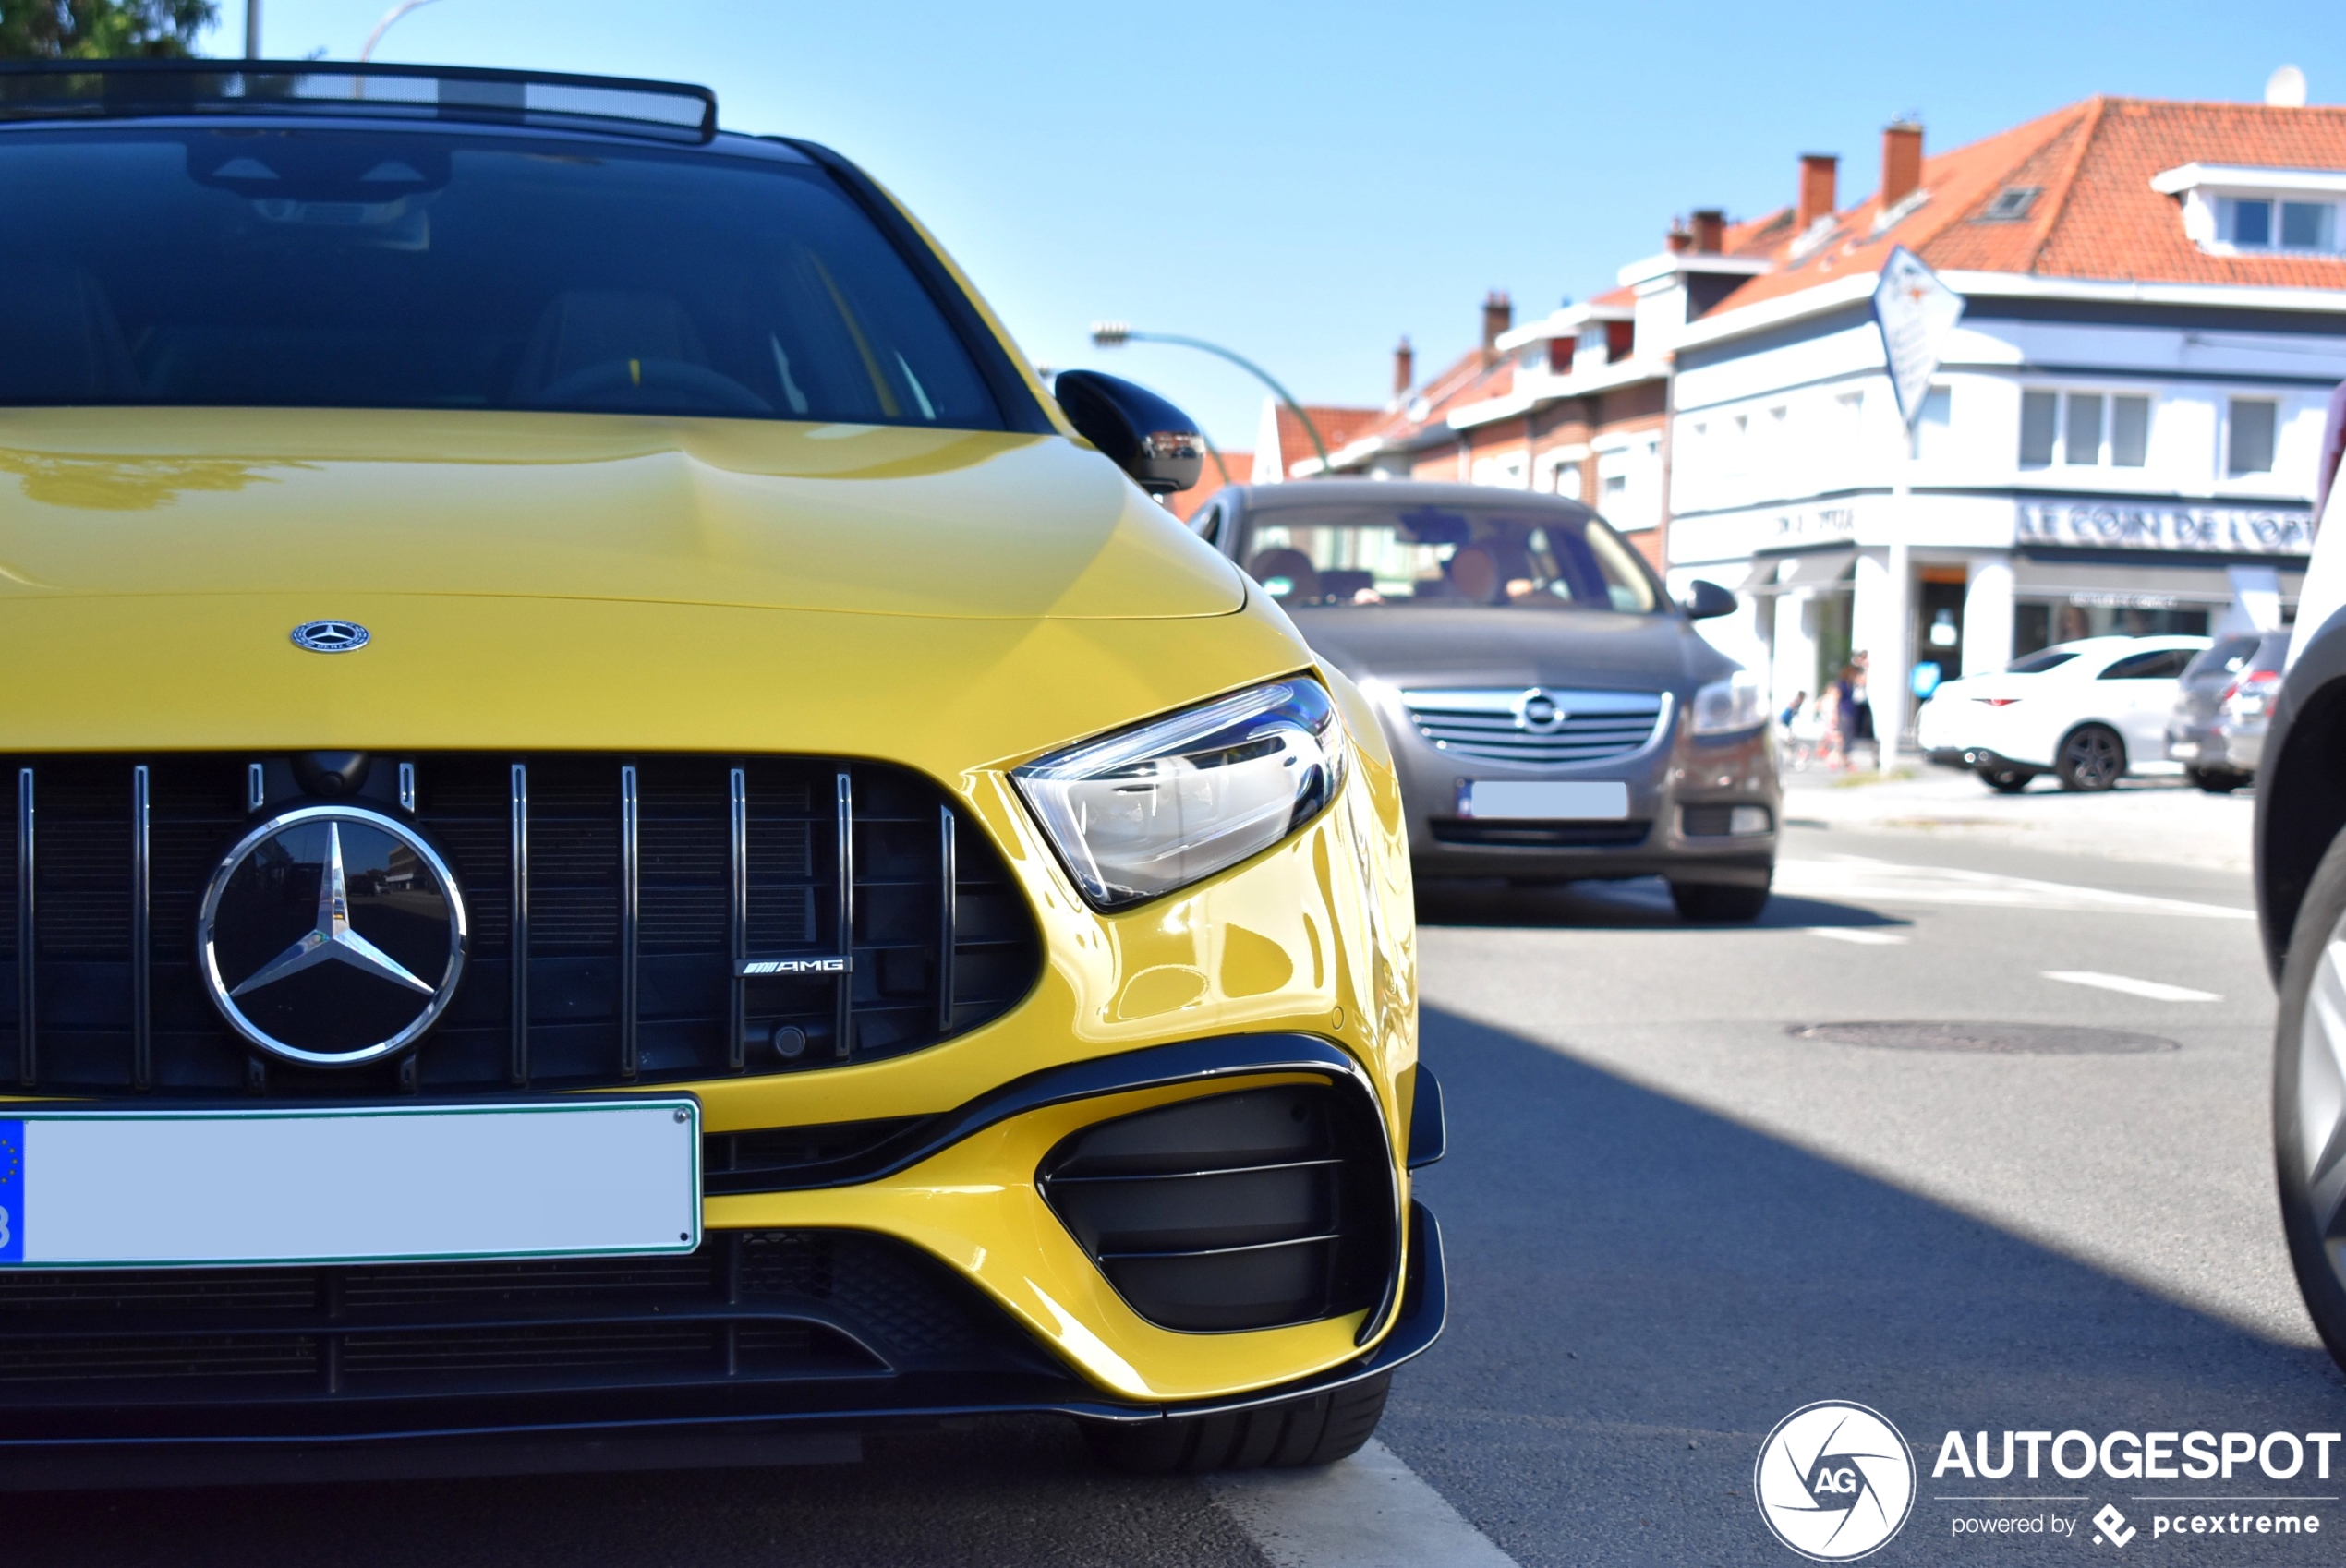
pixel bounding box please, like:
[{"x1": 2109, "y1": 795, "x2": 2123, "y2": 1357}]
[{"x1": 2027, "y1": 634, "x2": 2209, "y2": 667}]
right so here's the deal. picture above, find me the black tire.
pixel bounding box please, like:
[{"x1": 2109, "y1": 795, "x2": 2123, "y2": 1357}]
[
  {"x1": 2190, "y1": 766, "x2": 2248, "y2": 794},
  {"x1": 1668, "y1": 877, "x2": 1771, "y2": 923},
  {"x1": 1082, "y1": 1372, "x2": 1391, "y2": 1474},
  {"x1": 2054, "y1": 724, "x2": 2126, "y2": 791},
  {"x1": 2273, "y1": 829, "x2": 2346, "y2": 1378},
  {"x1": 1979, "y1": 766, "x2": 2034, "y2": 794}
]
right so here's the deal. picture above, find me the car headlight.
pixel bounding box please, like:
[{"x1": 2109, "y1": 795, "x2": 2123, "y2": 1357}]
[
  {"x1": 1014, "y1": 680, "x2": 1348, "y2": 911},
  {"x1": 1689, "y1": 671, "x2": 1763, "y2": 735}
]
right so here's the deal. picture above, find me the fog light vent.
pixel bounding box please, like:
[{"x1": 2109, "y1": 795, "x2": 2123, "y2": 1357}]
[
  {"x1": 1039, "y1": 1084, "x2": 1391, "y2": 1333},
  {"x1": 1682, "y1": 803, "x2": 1772, "y2": 838}
]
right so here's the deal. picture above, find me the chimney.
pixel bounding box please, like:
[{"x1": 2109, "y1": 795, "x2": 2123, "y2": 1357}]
[
  {"x1": 1797, "y1": 153, "x2": 1838, "y2": 229},
  {"x1": 1880, "y1": 119, "x2": 1923, "y2": 211},
  {"x1": 1481, "y1": 290, "x2": 1512, "y2": 354},
  {"x1": 1392, "y1": 335, "x2": 1414, "y2": 396},
  {"x1": 1690, "y1": 209, "x2": 1726, "y2": 253},
  {"x1": 1665, "y1": 218, "x2": 1694, "y2": 253}
]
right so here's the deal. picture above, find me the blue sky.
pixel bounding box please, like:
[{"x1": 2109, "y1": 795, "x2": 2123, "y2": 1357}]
[{"x1": 203, "y1": 2, "x2": 2342, "y2": 448}]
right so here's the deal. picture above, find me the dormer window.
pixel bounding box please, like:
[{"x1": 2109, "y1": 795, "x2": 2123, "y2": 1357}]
[
  {"x1": 2151, "y1": 163, "x2": 2346, "y2": 256},
  {"x1": 2217, "y1": 197, "x2": 2337, "y2": 250}
]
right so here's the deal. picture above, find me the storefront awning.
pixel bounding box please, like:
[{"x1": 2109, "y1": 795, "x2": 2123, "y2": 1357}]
[{"x1": 1744, "y1": 548, "x2": 1856, "y2": 597}]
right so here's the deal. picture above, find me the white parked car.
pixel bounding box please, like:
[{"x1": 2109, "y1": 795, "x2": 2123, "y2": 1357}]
[{"x1": 1916, "y1": 634, "x2": 2210, "y2": 792}]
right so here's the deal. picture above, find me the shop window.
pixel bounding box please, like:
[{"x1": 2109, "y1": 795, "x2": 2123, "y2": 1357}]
[
  {"x1": 2229, "y1": 399, "x2": 2278, "y2": 476},
  {"x1": 2019, "y1": 391, "x2": 2058, "y2": 467},
  {"x1": 2110, "y1": 396, "x2": 2150, "y2": 467}
]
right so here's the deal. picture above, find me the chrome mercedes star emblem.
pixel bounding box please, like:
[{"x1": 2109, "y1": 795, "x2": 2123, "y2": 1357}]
[
  {"x1": 230, "y1": 822, "x2": 435, "y2": 1002},
  {"x1": 290, "y1": 620, "x2": 370, "y2": 654},
  {"x1": 199, "y1": 805, "x2": 467, "y2": 1067}
]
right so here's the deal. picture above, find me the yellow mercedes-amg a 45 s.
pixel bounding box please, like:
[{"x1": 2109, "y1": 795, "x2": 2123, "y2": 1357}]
[{"x1": 0, "y1": 60, "x2": 1439, "y2": 1487}]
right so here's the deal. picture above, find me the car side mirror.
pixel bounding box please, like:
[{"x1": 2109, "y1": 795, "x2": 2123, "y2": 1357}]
[
  {"x1": 1053, "y1": 370, "x2": 1205, "y2": 497},
  {"x1": 1682, "y1": 579, "x2": 1736, "y2": 620}
]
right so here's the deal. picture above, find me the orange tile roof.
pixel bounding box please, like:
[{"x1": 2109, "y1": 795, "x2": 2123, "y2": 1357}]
[
  {"x1": 1328, "y1": 347, "x2": 1515, "y2": 465},
  {"x1": 1168, "y1": 451, "x2": 1249, "y2": 520},
  {"x1": 1270, "y1": 404, "x2": 1387, "y2": 475},
  {"x1": 1718, "y1": 97, "x2": 2346, "y2": 316}
]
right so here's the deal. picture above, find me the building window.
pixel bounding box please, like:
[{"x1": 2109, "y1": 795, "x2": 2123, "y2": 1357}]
[
  {"x1": 2022, "y1": 389, "x2": 2153, "y2": 469},
  {"x1": 2218, "y1": 197, "x2": 2340, "y2": 252},
  {"x1": 2228, "y1": 398, "x2": 2278, "y2": 476},
  {"x1": 2019, "y1": 390, "x2": 2058, "y2": 467},
  {"x1": 1913, "y1": 387, "x2": 1953, "y2": 461},
  {"x1": 2063, "y1": 393, "x2": 2103, "y2": 465},
  {"x1": 2110, "y1": 396, "x2": 2150, "y2": 467}
]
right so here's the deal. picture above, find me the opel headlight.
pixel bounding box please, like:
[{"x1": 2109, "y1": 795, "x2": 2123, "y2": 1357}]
[
  {"x1": 1015, "y1": 680, "x2": 1348, "y2": 911},
  {"x1": 1690, "y1": 671, "x2": 1763, "y2": 735}
]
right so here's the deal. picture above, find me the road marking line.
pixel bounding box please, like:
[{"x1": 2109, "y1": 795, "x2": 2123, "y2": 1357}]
[
  {"x1": 2042, "y1": 971, "x2": 2220, "y2": 1003},
  {"x1": 1206, "y1": 1438, "x2": 1520, "y2": 1568},
  {"x1": 1774, "y1": 855, "x2": 2252, "y2": 920},
  {"x1": 1806, "y1": 927, "x2": 1909, "y2": 945}
]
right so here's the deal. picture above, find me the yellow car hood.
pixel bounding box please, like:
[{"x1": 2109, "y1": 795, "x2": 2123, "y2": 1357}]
[
  {"x1": 0, "y1": 409, "x2": 1296, "y2": 767},
  {"x1": 0, "y1": 408, "x2": 1242, "y2": 620}
]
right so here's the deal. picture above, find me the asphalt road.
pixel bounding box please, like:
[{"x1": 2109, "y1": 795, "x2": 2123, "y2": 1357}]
[{"x1": 14, "y1": 779, "x2": 2339, "y2": 1566}]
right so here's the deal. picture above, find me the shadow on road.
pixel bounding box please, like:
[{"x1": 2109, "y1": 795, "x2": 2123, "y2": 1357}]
[
  {"x1": 1417, "y1": 875, "x2": 1909, "y2": 934},
  {"x1": 1385, "y1": 1005, "x2": 2342, "y2": 1566},
  {"x1": 3, "y1": 1407, "x2": 1257, "y2": 1566}
]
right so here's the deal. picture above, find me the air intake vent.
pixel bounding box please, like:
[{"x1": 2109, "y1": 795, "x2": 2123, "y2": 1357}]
[{"x1": 1039, "y1": 1084, "x2": 1392, "y2": 1333}]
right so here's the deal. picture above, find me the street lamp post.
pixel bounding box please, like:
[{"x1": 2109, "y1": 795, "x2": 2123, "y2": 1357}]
[
  {"x1": 1089, "y1": 323, "x2": 1334, "y2": 479},
  {"x1": 360, "y1": 0, "x2": 444, "y2": 62}
]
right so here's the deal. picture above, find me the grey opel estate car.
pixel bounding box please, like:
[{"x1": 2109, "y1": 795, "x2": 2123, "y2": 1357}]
[{"x1": 1189, "y1": 481, "x2": 1779, "y2": 920}]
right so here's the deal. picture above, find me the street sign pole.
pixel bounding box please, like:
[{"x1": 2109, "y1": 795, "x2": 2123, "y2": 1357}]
[{"x1": 1868, "y1": 247, "x2": 1964, "y2": 766}]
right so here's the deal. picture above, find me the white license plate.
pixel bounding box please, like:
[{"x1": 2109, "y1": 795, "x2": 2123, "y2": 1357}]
[
  {"x1": 1463, "y1": 780, "x2": 1631, "y2": 820},
  {"x1": 0, "y1": 1100, "x2": 700, "y2": 1269}
]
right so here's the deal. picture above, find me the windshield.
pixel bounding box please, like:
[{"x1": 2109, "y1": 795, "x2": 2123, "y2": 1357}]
[
  {"x1": 2007, "y1": 648, "x2": 2080, "y2": 674},
  {"x1": 2182, "y1": 634, "x2": 2261, "y2": 681},
  {"x1": 1237, "y1": 501, "x2": 1659, "y2": 612},
  {"x1": 0, "y1": 127, "x2": 1000, "y2": 427}
]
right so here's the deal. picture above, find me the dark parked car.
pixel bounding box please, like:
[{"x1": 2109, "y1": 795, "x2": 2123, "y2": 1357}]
[
  {"x1": 2169, "y1": 627, "x2": 2291, "y2": 791},
  {"x1": 2255, "y1": 377, "x2": 2346, "y2": 1379},
  {"x1": 1189, "y1": 481, "x2": 1779, "y2": 921}
]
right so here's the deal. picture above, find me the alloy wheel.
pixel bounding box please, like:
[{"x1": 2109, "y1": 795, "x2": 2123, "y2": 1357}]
[
  {"x1": 2059, "y1": 727, "x2": 2123, "y2": 790},
  {"x1": 2293, "y1": 935, "x2": 2346, "y2": 1295}
]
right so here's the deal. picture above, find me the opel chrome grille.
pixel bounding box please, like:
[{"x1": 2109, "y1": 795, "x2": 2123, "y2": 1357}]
[
  {"x1": 1397, "y1": 688, "x2": 1670, "y2": 766},
  {"x1": 0, "y1": 754, "x2": 1041, "y2": 1098}
]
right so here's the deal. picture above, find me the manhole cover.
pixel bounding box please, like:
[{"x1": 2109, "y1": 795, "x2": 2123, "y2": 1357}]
[{"x1": 1786, "y1": 1021, "x2": 2179, "y2": 1055}]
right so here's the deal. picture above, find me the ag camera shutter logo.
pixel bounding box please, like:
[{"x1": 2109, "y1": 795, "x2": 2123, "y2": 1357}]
[{"x1": 1755, "y1": 1401, "x2": 1917, "y2": 1561}]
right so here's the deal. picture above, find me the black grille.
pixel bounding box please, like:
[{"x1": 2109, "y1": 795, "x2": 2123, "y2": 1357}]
[
  {"x1": 1428, "y1": 819, "x2": 1651, "y2": 849},
  {"x1": 0, "y1": 1230, "x2": 1017, "y2": 1406},
  {"x1": 0, "y1": 754, "x2": 1042, "y2": 1096},
  {"x1": 1039, "y1": 1085, "x2": 1393, "y2": 1333}
]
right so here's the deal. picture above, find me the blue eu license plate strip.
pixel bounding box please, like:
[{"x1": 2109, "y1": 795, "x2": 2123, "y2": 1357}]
[
  {"x1": 0, "y1": 1102, "x2": 699, "y2": 1269},
  {"x1": 0, "y1": 1120, "x2": 20, "y2": 1264}
]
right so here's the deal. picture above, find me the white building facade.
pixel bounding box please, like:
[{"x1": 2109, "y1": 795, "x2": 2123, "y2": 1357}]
[{"x1": 1662, "y1": 103, "x2": 2346, "y2": 750}]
